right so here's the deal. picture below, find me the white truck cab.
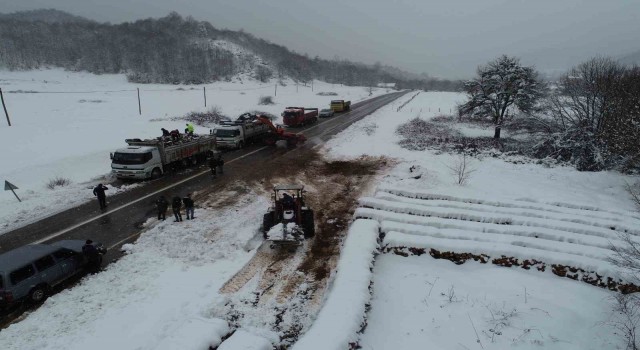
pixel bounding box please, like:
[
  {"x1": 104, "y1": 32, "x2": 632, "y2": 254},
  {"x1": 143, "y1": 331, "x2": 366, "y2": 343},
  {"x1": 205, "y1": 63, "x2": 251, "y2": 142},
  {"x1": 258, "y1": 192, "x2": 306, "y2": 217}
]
[
  {"x1": 215, "y1": 115, "x2": 269, "y2": 149},
  {"x1": 215, "y1": 125, "x2": 244, "y2": 149},
  {"x1": 111, "y1": 146, "x2": 163, "y2": 180}
]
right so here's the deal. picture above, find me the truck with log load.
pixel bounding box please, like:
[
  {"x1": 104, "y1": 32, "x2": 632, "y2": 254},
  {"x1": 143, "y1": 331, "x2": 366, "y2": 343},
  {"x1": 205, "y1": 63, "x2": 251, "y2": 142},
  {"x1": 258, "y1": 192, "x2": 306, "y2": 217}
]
[
  {"x1": 330, "y1": 100, "x2": 351, "y2": 113},
  {"x1": 281, "y1": 107, "x2": 318, "y2": 127},
  {"x1": 110, "y1": 134, "x2": 217, "y2": 180},
  {"x1": 214, "y1": 113, "x2": 270, "y2": 149}
]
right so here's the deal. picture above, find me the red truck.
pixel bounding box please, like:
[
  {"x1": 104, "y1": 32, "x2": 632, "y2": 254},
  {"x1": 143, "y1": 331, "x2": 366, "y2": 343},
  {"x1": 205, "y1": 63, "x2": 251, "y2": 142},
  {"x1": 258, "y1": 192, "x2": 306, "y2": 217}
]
[{"x1": 282, "y1": 107, "x2": 319, "y2": 127}]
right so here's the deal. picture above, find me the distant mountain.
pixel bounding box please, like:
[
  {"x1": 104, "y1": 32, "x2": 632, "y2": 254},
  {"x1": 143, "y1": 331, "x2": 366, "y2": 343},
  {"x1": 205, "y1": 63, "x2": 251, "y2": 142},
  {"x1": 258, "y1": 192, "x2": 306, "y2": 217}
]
[
  {"x1": 619, "y1": 50, "x2": 640, "y2": 66},
  {"x1": 0, "y1": 8, "x2": 93, "y2": 24},
  {"x1": 0, "y1": 9, "x2": 461, "y2": 90}
]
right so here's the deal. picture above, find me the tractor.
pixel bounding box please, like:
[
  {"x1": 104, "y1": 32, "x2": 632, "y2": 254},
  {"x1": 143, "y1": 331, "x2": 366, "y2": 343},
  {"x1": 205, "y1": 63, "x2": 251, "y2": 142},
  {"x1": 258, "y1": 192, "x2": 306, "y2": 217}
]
[{"x1": 262, "y1": 184, "x2": 315, "y2": 248}]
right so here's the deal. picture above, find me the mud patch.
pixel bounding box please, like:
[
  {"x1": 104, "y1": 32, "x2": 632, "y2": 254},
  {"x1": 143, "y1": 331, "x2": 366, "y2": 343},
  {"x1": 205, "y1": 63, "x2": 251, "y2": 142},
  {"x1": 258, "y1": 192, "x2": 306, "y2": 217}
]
[{"x1": 213, "y1": 148, "x2": 391, "y2": 346}]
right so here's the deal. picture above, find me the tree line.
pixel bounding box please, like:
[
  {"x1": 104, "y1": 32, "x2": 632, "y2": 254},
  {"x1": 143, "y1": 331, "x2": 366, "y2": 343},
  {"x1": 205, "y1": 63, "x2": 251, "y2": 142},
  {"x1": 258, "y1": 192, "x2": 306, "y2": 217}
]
[{"x1": 0, "y1": 10, "x2": 461, "y2": 90}]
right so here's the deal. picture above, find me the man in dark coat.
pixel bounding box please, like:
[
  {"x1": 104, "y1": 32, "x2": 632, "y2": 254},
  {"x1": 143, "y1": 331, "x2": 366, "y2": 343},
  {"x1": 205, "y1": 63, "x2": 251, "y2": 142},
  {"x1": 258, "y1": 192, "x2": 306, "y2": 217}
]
[
  {"x1": 172, "y1": 195, "x2": 183, "y2": 222},
  {"x1": 93, "y1": 183, "x2": 109, "y2": 210},
  {"x1": 82, "y1": 239, "x2": 102, "y2": 273},
  {"x1": 217, "y1": 155, "x2": 224, "y2": 175},
  {"x1": 183, "y1": 194, "x2": 195, "y2": 220},
  {"x1": 161, "y1": 128, "x2": 170, "y2": 137},
  {"x1": 208, "y1": 156, "x2": 217, "y2": 178},
  {"x1": 170, "y1": 129, "x2": 181, "y2": 142},
  {"x1": 156, "y1": 195, "x2": 168, "y2": 220}
]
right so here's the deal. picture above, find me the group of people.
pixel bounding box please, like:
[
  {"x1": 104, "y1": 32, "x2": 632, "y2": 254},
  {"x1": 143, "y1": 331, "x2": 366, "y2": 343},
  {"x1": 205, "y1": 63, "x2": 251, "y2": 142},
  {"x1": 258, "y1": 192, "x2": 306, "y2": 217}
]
[
  {"x1": 155, "y1": 194, "x2": 195, "y2": 222},
  {"x1": 161, "y1": 123, "x2": 195, "y2": 142}
]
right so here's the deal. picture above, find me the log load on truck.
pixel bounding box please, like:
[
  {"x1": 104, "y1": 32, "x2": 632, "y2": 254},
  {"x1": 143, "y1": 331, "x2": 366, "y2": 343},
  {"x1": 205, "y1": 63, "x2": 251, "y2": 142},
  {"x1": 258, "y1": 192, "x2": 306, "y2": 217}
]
[
  {"x1": 214, "y1": 113, "x2": 270, "y2": 149},
  {"x1": 330, "y1": 100, "x2": 351, "y2": 112},
  {"x1": 110, "y1": 134, "x2": 216, "y2": 180},
  {"x1": 282, "y1": 107, "x2": 318, "y2": 127}
]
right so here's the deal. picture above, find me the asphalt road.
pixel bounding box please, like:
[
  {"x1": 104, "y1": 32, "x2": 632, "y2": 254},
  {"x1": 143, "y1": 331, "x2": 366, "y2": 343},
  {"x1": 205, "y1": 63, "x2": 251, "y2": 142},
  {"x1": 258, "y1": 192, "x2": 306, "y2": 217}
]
[{"x1": 0, "y1": 91, "x2": 407, "y2": 259}]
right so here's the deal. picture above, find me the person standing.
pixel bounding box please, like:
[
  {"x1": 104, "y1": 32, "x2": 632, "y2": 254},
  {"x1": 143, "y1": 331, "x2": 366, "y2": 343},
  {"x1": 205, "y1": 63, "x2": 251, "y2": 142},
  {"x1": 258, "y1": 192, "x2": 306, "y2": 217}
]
[
  {"x1": 183, "y1": 194, "x2": 195, "y2": 220},
  {"x1": 217, "y1": 155, "x2": 224, "y2": 175},
  {"x1": 82, "y1": 239, "x2": 102, "y2": 273},
  {"x1": 208, "y1": 155, "x2": 217, "y2": 178},
  {"x1": 156, "y1": 195, "x2": 168, "y2": 220},
  {"x1": 93, "y1": 183, "x2": 109, "y2": 210},
  {"x1": 172, "y1": 195, "x2": 183, "y2": 222}
]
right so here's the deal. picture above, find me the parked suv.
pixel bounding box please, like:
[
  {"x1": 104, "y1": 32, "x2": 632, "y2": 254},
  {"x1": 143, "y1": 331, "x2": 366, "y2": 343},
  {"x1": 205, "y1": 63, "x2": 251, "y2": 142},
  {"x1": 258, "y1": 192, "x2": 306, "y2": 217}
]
[{"x1": 0, "y1": 240, "x2": 106, "y2": 308}]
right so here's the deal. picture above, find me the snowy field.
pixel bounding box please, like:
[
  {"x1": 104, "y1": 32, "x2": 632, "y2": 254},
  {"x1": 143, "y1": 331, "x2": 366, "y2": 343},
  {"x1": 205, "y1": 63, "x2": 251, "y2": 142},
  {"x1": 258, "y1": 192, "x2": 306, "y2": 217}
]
[
  {"x1": 2, "y1": 76, "x2": 639, "y2": 349},
  {"x1": 0, "y1": 69, "x2": 386, "y2": 234},
  {"x1": 315, "y1": 91, "x2": 639, "y2": 349}
]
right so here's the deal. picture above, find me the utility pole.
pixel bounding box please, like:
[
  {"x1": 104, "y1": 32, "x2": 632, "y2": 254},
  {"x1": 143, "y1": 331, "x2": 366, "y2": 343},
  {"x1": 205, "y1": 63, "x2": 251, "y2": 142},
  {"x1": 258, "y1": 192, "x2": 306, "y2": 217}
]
[
  {"x1": 296, "y1": 81, "x2": 298, "y2": 93},
  {"x1": 311, "y1": 80, "x2": 314, "y2": 92},
  {"x1": 204, "y1": 86, "x2": 207, "y2": 107},
  {"x1": 137, "y1": 88, "x2": 142, "y2": 115},
  {"x1": 274, "y1": 84, "x2": 277, "y2": 97},
  {"x1": 0, "y1": 88, "x2": 11, "y2": 126}
]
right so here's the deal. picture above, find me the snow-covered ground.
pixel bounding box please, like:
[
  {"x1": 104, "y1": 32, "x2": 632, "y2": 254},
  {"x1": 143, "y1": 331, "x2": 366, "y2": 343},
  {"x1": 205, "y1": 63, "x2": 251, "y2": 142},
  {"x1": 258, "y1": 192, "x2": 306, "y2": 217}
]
[
  {"x1": 0, "y1": 188, "x2": 269, "y2": 350},
  {"x1": 2, "y1": 75, "x2": 638, "y2": 349},
  {"x1": 0, "y1": 69, "x2": 386, "y2": 234},
  {"x1": 318, "y1": 91, "x2": 639, "y2": 348}
]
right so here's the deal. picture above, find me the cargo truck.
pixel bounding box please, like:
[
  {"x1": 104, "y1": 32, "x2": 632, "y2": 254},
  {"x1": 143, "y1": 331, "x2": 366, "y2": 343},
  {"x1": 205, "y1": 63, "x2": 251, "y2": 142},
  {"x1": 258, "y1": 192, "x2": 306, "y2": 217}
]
[
  {"x1": 282, "y1": 107, "x2": 318, "y2": 127},
  {"x1": 214, "y1": 113, "x2": 270, "y2": 149},
  {"x1": 330, "y1": 100, "x2": 351, "y2": 112},
  {"x1": 110, "y1": 134, "x2": 216, "y2": 180}
]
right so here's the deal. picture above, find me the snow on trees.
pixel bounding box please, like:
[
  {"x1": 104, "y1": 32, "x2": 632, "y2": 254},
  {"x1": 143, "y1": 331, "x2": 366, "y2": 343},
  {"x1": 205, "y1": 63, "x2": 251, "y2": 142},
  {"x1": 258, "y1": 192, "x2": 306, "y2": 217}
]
[{"x1": 458, "y1": 55, "x2": 544, "y2": 139}]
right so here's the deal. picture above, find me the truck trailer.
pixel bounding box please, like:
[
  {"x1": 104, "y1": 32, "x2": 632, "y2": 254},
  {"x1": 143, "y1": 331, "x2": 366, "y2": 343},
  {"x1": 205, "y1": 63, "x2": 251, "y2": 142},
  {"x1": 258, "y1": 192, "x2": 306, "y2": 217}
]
[
  {"x1": 282, "y1": 107, "x2": 318, "y2": 127},
  {"x1": 110, "y1": 134, "x2": 216, "y2": 180}
]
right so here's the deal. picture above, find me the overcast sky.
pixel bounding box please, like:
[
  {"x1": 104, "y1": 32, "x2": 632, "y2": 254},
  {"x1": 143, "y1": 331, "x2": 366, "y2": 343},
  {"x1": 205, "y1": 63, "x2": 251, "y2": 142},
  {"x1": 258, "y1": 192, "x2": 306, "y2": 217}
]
[{"x1": 2, "y1": 0, "x2": 639, "y2": 79}]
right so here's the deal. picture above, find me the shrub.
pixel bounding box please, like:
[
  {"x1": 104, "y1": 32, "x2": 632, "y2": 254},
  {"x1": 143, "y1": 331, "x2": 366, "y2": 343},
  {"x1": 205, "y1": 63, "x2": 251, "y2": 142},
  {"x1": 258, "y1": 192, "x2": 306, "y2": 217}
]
[
  {"x1": 258, "y1": 96, "x2": 274, "y2": 105},
  {"x1": 47, "y1": 177, "x2": 71, "y2": 190},
  {"x1": 179, "y1": 106, "x2": 229, "y2": 126},
  {"x1": 316, "y1": 92, "x2": 338, "y2": 96}
]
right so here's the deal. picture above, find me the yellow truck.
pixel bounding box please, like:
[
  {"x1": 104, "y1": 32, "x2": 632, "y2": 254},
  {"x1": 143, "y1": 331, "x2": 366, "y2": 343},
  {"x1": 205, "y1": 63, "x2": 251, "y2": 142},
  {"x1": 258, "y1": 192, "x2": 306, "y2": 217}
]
[{"x1": 330, "y1": 99, "x2": 351, "y2": 112}]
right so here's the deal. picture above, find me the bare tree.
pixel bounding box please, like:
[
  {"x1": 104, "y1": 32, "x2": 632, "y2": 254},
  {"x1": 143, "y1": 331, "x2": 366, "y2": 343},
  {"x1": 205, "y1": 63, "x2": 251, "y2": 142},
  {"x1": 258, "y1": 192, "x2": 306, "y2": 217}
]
[
  {"x1": 544, "y1": 58, "x2": 640, "y2": 171},
  {"x1": 458, "y1": 55, "x2": 545, "y2": 139},
  {"x1": 609, "y1": 293, "x2": 640, "y2": 350},
  {"x1": 447, "y1": 153, "x2": 476, "y2": 185}
]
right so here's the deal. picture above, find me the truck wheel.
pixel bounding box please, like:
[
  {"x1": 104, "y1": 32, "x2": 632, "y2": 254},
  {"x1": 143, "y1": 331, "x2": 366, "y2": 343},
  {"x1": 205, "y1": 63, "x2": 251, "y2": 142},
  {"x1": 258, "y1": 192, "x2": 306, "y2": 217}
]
[
  {"x1": 151, "y1": 168, "x2": 162, "y2": 180},
  {"x1": 263, "y1": 212, "x2": 275, "y2": 239},
  {"x1": 302, "y1": 210, "x2": 315, "y2": 238},
  {"x1": 29, "y1": 285, "x2": 48, "y2": 304}
]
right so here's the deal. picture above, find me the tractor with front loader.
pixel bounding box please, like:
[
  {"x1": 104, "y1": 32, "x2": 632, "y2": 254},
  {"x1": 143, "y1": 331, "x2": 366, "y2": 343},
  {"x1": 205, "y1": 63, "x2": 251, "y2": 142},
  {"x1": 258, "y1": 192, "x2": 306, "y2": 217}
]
[{"x1": 262, "y1": 184, "x2": 315, "y2": 248}]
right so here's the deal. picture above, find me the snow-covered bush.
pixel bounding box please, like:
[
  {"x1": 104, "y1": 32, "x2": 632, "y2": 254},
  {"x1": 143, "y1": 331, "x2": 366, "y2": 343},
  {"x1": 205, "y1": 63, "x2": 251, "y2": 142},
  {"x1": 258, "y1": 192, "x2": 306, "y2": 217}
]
[
  {"x1": 180, "y1": 106, "x2": 229, "y2": 126},
  {"x1": 531, "y1": 128, "x2": 612, "y2": 171},
  {"x1": 258, "y1": 95, "x2": 274, "y2": 105},
  {"x1": 46, "y1": 176, "x2": 71, "y2": 190}
]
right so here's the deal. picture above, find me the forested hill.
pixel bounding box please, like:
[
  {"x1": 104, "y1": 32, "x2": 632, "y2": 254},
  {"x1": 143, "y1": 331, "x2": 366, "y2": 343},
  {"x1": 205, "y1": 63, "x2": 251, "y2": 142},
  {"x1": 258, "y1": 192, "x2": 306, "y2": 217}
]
[{"x1": 0, "y1": 9, "x2": 461, "y2": 90}]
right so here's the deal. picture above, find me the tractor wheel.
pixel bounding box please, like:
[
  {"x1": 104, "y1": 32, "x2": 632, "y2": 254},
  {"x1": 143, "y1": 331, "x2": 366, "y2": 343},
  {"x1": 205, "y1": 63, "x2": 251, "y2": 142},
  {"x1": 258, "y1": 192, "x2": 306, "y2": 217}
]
[
  {"x1": 263, "y1": 212, "x2": 275, "y2": 239},
  {"x1": 302, "y1": 210, "x2": 315, "y2": 238}
]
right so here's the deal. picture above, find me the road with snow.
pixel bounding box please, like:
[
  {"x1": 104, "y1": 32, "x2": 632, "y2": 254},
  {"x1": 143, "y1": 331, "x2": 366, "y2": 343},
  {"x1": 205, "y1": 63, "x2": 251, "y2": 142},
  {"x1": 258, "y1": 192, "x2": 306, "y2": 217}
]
[{"x1": 0, "y1": 92, "x2": 406, "y2": 260}]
